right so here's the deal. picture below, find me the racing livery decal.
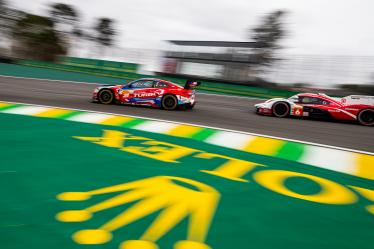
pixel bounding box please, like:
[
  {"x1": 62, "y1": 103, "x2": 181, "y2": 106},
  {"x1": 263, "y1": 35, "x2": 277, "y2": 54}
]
[{"x1": 92, "y1": 78, "x2": 200, "y2": 110}]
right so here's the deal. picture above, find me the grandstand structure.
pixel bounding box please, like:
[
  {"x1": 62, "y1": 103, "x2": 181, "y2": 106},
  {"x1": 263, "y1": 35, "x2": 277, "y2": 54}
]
[{"x1": 161, "y1": 40, "x2": 259, "y2": 81}]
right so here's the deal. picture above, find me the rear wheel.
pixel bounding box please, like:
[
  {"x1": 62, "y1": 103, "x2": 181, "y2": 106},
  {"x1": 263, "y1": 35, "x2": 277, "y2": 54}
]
[
  {"x1": 357, "y1": 109, "x2": 374, "y2": 126},
  {"x1": 98, "y1": 89, "x2": 114, "y2": 104},
  {"x1": 272, "y1": 102, "x2": 290, "y2": 118},
  {"x1": 161, "y1": 95, "x2": 178, "y2": 110}
]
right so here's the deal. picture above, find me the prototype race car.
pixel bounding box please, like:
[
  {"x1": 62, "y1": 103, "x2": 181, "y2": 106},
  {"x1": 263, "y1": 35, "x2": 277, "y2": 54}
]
[
  {"x1": 255, "y1": 93, "x2": 374, "y2": 126},
  {"x1": 92, "y1": 78, "x2": 200, "y2": 110}
]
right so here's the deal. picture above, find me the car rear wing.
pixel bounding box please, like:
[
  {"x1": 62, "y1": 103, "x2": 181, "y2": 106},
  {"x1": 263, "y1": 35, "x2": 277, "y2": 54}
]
[
  {"x1": 341, "y1": 95, "x2": 374, "y2": 105},
  {"x1": 184, "y1": 80, "x2": 201, "y2": 90}
]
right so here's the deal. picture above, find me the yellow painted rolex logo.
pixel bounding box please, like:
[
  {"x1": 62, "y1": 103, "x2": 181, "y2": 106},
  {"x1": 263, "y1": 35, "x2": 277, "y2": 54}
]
[{"x1": 56, "y1": 176, "x2": 220, "y2": 249}]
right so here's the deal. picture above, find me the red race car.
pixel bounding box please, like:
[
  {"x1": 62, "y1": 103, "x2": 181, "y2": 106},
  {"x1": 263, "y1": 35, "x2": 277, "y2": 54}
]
[
  {"x1": 92, "y1": 78, "x2": 200, "y2": 110},
  {"x1": 255, "y1": 93, "x2": 374, "y2": 126}
]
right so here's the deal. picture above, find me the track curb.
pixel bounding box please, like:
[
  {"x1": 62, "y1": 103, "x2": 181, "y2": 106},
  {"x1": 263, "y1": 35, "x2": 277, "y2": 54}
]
[{"x1": 0, "y1": 100, "x2": 373, "y2": 181}]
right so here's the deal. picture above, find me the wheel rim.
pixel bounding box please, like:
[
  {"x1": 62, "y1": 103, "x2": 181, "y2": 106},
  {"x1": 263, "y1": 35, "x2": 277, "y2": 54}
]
[
  {"x1": 99, "y1": 90, "x2": 112, "y2": 104},
  {"x1": 163, "y1": 96, "x2": 176, "y2": 109},
  {"x1": 273, "y1": 103, "x2": 289, "y2": 117},
  {"x1": 359, "y1": 110, "x2": 374, "y2": 125}
]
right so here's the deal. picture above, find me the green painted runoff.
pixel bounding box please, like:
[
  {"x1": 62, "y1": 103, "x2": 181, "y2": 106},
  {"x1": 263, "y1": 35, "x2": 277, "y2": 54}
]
[{"x1": 0, "y1": 113, "x2": 373, "y2": 249}]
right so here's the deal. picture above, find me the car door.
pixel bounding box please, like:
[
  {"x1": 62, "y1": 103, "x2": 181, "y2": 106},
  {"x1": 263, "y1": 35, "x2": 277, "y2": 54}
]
[
  {"x1": 299, "y1": 97, "x2": 332, "y2": 118},
  {"x1": 151, "y1": 81, "x2": 169, "y2": 96},
  {"x1": 125, "y1": 80, "x2": 157, "y2": 105}
]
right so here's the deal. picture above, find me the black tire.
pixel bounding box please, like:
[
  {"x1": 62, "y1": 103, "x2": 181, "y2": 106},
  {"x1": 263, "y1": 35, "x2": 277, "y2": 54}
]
[
  {"x1": 357, "y1": 109, "x2": 374, "y2": 126},
  {"x1": 98, "y1": 89, "x2": 114, "y2": 104},
  {"x1": 161, "y1": 95, "x2": 178, "y2": 110},
  {"x1": 272, "y1": 102, "x2": 290, "y2": 118}
]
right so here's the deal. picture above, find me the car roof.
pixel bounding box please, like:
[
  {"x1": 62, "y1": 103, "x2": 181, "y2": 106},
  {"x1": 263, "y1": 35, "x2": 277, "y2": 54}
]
[
  {"x1": 136, "y1": 78, "x2": 161, "y2": 81},
  {"x1": 298, "y1": 93, "x2": 323, "y2": 97},
  {"x1": 135, "y1": 78, "x2": 182, "y2": 88},
  {"x1": 297, "y1": 93, "x2": 332, "y2": 99},
  {"x1": 297, "y1": 93, "x2": 342, "y2": 104}
]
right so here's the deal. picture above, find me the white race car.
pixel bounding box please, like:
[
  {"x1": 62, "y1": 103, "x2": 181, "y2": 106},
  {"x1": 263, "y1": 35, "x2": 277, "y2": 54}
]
[{"x1": 255, "y1": 93, "x2": 374, "y2": 126}]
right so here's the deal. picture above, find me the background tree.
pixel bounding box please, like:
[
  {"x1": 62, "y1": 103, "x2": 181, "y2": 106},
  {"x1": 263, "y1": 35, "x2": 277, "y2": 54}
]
[
  {"x1": 0, "y1": 0, "x2": 24, "y2": 39},
  {"x1": 12, "y1": 14, "x2": 66, "y2": 61},
  {"x1": 48, "y1": 3, "x2": 79, "y2": 29},
  {"x1": 48, "y1": 3, "x2": 82, "y2": 55},
  {"x1": 0, "y1": 0, "x2": 9, "y2": 33},
  {"x1": 94, "y1": 17, "x2": 116, "y2": 55},
  {"x1": 250, "y1": 10, "x2": 287, "y2": 67}
]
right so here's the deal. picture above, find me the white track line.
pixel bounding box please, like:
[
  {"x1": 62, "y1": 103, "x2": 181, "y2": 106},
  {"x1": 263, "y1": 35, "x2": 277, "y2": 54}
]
[
  {"x1": 205, "y1": 132, "x2": 255, "y2": 150},
  {"x1": 67, "y1": 113, "x2": 114, "y2": 123},
  {"x1": 1, "y1": 100, "x2": 373, "y2": 155},
  {"x1": 299, "y1": 146, "x2": 356, "y2": 174},
  {"x1": 132, "y1": 121, "x2": 179, "y2": 133},
  {"x1": 2, "y1": 106, "x2": 50, "y2": 115}
]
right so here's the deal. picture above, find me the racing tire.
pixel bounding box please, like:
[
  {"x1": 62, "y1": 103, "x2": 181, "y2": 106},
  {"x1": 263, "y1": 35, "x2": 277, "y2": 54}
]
[
  {"x1": 98, "y1": 89, "x2": 114, "y2": 104},
  {"x1": 357, "y1": 109, "x2": 374, "y2": 126},
  {"x1": 272, "y1": 102, "x2": 290, "y2": 118},
  {"x1": 161, "y1": 95, "x2": 178, "y2": 110}
]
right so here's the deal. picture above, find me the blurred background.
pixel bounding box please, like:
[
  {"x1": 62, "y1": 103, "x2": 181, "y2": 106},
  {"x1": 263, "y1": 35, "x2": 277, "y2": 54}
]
[{"x1": 1, "y1": 0, "x2": 374, "y2": 96}]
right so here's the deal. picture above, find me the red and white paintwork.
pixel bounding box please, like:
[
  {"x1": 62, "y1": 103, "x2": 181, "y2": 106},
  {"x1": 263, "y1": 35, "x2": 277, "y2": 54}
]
[
  {"x1": 255, "y1": 93, "x2": 374, "y2": 126},
  {"x1": 92, "y1": 78, "x2": 197, "y2": 109}
]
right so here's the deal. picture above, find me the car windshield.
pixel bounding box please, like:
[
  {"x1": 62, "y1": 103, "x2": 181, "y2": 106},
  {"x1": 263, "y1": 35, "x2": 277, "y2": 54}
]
[
  {"x1": 123, "y1": 79, "x2": 154, "y2": 88},
  {"x1": 288, "y1": 95, "x2": 299, "y2": 102},
  {"x1": 123, "y1": 80, "x2": 136, "y2": 87}
]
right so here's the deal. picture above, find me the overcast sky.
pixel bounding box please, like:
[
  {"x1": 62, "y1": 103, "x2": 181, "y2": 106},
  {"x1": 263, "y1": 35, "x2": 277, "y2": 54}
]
[{"x1": 9, "y1": 0, "x2": 374, "y2": 55}]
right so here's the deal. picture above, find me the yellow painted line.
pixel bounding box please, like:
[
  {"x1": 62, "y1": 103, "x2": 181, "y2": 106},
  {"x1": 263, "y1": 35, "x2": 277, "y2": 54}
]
[
  {"x1": 98, "y1": 115, "x2": 135, "y2": 126},
  {"x1": 35, "y1": 108, "x2": 73, "y2": 118},
  {"x1": 243, "y1": 137, "x2": 285, "y2": 156},
  {"x1": 0, "y1": 102, "x2": 14, "y2": 109},
  {"x1": 355, "y1": 153, "x2": 374, "y2": 180},
  {"x1": 166, "y1": 124, "x2": 203, "y2": 137}
]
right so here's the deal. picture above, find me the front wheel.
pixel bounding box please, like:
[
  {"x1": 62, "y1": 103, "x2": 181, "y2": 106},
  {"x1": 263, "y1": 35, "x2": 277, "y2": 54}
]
[
  {"x1": 272, "y1": 102, "x2": 290, "y2": 118},
  {"x1": 161, "y1": 95, "x2": 178, "y2": 110},
  {"x1": 357, "y1": 109, "x2": 374, "y2": 126},
  {"x1": 98, "y1": 89, "x2": 114, "y2": 104}
]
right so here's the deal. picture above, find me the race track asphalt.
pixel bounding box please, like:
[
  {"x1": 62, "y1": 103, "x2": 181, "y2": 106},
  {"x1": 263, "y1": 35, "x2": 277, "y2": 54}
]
[{"x1": 0, "y1": 76, "x2": 373, "y2": 152}]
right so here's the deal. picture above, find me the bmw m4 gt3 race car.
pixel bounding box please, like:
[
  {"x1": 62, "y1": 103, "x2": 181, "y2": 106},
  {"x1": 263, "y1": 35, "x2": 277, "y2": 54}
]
[
  {"x1": 92, "y1": 78, "x2": 200, "y2": 110},
  {"x1": 255, "y1": 93, "x2": 374, "y2": 126}
]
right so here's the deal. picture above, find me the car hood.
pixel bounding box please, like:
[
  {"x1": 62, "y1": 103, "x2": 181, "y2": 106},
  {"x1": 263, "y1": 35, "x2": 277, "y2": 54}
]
[
  {"x1": 255, "y1": 97, "x2": 289, "y2": 107},
  {"x1": 95, "y1": 84, "x2": 122, "y2": 90}
]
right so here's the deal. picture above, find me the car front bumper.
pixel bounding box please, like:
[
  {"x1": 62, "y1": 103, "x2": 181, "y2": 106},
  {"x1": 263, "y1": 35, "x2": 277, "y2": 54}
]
[
  {"x1": 92, "y1": 92, "x2": 99, "y2": 102},
  {"x1": 254, "y1": 103, "x2": 272, "y2": 115}
]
